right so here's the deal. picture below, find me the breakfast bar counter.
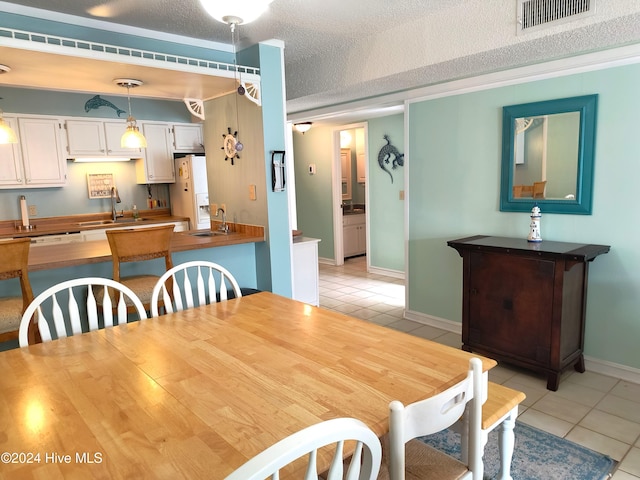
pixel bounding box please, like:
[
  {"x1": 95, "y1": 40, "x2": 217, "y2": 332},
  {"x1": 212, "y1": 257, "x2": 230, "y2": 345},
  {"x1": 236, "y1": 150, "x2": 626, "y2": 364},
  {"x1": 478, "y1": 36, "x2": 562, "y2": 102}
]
[{"x1": 27, "y1": 225, "x2": 265, "y2": 271}]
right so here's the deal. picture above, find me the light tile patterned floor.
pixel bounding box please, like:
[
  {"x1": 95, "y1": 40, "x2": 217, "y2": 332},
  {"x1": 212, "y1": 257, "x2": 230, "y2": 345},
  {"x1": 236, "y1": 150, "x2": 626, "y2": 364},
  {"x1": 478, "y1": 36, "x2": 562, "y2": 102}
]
[{"x1": 319, "y1": 255, "x2": 640, "y2": 479}]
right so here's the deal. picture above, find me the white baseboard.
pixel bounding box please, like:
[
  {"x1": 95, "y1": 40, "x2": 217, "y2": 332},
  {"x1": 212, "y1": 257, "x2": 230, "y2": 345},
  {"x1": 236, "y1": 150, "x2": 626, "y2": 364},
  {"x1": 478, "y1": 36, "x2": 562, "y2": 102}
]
[
  {"x1": 318, "y1": 257, "x2": 336, "y2": 265},
  {"x1": 369, "y1": 266, "x2": 404, "y2": 280},
  {"x1": 584, "y1": 356, "x2": 640, "y2": 385},
  {"x1": 403, "y1": 309, "x2": 462, "y2": 333},
  {"x1": 404, "y1": 310, "x2": 640, "y2": 384}
]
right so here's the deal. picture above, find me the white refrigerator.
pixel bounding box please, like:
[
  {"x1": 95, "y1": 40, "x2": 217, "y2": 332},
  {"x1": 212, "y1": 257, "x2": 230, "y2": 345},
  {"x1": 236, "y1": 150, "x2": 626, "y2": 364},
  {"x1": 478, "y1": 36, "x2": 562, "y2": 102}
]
[{"x1": 169, "y1": 155, "x2": 211, "y2": 230}]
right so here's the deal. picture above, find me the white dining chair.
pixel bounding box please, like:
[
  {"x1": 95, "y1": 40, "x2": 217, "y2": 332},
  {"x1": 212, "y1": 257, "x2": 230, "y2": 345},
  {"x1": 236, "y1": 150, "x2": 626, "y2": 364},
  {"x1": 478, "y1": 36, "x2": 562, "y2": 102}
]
[
  {"x1": 18, "y1": 277, "x2": 147, "y2": 347},
  {"x1": 150, "y1": 260, "x2": 242, "y2": 317},
  {"x1": 225, "y1": 417, "x2": 382, "y2": 480},
  {"x1": 381, "y1": 357, "x2": 484, "y2": 480}
]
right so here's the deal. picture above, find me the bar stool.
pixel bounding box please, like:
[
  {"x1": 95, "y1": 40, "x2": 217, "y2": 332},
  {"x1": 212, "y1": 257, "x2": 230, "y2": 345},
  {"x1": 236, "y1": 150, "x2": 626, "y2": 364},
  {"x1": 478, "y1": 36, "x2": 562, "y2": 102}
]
[
  {"x1": 0, "y1": 238, "x2": 34, "y2": 343},
  {"x1": 103, "y1": 224, "x2": 175, "y2": 312}
]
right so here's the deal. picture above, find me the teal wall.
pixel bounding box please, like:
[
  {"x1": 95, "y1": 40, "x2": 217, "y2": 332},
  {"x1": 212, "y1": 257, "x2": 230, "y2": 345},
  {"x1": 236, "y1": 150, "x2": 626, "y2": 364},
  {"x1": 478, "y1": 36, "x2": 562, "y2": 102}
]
[
  {"x1": 408, "y1": 62, "x2": 640, "y2": 369},
  {"x1": 367, "y1": 115, "x2": 405, "y2": 272},
  {"x1": 0, "y1": 86, "x2": 190, "y2": 121},
  {"x1": 255, "y1": 42, "x2": 292, "y2": 297},
  {"x1": 293, "y1": 125, "x2": 335, "y2": 260}
]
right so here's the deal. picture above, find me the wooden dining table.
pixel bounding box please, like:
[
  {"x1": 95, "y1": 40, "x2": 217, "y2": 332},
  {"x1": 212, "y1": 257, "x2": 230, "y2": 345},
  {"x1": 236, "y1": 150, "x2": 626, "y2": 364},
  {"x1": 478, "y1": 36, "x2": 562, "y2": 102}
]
[{"x1": 0, "y1": 292, "x2": 496, "y2": 479}]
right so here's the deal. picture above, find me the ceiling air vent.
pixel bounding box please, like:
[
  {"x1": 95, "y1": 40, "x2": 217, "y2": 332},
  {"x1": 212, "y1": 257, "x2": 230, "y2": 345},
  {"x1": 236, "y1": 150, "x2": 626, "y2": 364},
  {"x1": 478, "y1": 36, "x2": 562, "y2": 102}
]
[{"x1": 517, "y1": 0, "x2": 596, "y2": 34}]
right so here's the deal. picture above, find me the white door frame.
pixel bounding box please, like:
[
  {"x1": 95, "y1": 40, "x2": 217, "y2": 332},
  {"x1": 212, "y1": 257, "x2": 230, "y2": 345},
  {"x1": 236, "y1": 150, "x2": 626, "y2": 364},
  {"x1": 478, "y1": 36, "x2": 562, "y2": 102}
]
[{"x1": 332, "y1": 122, "x2": 368, "y2": 266}]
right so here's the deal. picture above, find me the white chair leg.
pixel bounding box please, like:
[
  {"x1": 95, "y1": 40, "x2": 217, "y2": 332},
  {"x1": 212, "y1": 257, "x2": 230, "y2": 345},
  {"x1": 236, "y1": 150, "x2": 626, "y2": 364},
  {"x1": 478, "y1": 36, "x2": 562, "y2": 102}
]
[
  {"x1": 495, "y1": 407, "x2": 518, "y2": 480},
  {"x1": 459, "y1": 406, "x2": 470, "y2": 463}
]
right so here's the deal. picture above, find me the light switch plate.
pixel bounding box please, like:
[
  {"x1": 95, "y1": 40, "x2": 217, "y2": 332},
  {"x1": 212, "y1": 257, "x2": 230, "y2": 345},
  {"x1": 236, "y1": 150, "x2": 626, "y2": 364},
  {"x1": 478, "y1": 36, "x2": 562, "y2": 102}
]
[{"x1": 249, "y1": 184, "x2": 257, "y2": 200}]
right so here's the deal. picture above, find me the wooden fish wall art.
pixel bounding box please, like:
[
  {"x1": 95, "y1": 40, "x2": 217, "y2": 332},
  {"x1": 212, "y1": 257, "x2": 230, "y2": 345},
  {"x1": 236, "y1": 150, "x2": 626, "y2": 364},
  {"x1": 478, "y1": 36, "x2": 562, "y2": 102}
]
[{"x1": 84, "y1": 95, "x2": 126, "y2": 117}]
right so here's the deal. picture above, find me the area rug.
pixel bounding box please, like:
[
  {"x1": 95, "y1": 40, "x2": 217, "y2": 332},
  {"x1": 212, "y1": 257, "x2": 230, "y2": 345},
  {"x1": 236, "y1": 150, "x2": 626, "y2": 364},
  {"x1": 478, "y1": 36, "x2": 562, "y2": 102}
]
[{"x1": 420, "y1": 422, "x2": 616, "y2": 480}]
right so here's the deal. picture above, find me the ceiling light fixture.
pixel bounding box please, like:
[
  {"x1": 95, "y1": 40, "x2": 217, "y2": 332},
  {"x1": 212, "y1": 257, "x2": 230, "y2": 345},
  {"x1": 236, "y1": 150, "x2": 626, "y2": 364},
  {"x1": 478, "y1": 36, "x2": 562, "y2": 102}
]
[
  {"x1": 294, "y1": 122, "x2": 312, "y2": 134},
  {"x1": 340, "y1": 130, "x2": 352, "y2": 148},
  {"x1": 198, "y1": 0, "x2": 274, "y2": 26},
  {"x1": 115, "y1": 78, "x2": 147, "y2": 149},
  {"x1": 0, "y1": 77, "x2": 18, "y2": 144},
  {"x1": 0, "y1": 108, "x2": 18, "y2": 144}
]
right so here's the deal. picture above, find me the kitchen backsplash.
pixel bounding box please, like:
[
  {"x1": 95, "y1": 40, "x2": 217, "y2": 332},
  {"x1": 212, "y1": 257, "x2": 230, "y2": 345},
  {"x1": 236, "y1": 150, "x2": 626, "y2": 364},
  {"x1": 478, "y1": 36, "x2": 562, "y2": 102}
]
[{"x1": 0, "y1": 161, "x2": 170, "y2": 222}]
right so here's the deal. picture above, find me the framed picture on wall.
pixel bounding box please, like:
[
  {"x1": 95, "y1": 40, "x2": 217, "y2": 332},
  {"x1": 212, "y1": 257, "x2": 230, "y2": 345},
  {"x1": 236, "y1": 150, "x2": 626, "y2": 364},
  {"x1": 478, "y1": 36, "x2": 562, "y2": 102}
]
[{"x1": 87, "y1": 173, "x2": 115, "y2": 199}]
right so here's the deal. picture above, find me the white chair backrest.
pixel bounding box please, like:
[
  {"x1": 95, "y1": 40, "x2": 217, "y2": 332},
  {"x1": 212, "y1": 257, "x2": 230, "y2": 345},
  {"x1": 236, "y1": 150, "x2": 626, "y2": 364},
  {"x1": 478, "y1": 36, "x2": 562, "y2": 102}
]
[
  {"x1": 18, "y1": 277, "x2": 147, "y2": 347},
  {"x1": 150, "y1": 260, "x2": 242, "y2": 317},
  {"x1": 388, "y1": 357, "x2": 484, "y2": 480},
  {"x1": 225, "y1": 417, "x2": 382, "y2": 480}
]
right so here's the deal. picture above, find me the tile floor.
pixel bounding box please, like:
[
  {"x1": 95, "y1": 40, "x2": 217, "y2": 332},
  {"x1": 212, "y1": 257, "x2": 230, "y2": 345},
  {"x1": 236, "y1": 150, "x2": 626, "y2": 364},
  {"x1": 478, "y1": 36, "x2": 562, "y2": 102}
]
[{"x1": 319, "y1": 255, "x2": 640, "y2": 479}]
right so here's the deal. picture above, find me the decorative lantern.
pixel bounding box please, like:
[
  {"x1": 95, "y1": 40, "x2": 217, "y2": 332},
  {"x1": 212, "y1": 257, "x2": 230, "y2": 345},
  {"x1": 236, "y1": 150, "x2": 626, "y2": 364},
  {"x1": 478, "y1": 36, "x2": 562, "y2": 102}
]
[{"x1": 527, "y1": 204, "x2": 542, "y2": 243}]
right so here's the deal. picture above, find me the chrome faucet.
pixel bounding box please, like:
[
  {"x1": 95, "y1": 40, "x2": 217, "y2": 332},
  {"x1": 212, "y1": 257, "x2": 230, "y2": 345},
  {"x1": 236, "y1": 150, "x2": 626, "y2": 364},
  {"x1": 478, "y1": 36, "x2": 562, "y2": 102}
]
[
  {"x1": 215, "y1": 207, "x2": 228, "y2": 233},
  {"x1": 111, "y1": 187, "x2": 123, "y2": 222}
]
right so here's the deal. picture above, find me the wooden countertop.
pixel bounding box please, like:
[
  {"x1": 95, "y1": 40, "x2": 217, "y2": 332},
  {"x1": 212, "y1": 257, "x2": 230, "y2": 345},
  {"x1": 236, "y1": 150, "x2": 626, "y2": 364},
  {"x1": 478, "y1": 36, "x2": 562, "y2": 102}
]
[
  {"x1": 0, "y1": 208, "x2": 187, "y2": 239},
  {"x1": 28, "y1": 227, "x2": 265, "y2": 271}
]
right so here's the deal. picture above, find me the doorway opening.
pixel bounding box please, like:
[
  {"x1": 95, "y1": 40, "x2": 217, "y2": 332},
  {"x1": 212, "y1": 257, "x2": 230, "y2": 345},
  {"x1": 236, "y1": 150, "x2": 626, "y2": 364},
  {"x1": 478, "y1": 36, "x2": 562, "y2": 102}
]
[{"x1": 333, "y1": 123, "x2": 368, "y2": 267}]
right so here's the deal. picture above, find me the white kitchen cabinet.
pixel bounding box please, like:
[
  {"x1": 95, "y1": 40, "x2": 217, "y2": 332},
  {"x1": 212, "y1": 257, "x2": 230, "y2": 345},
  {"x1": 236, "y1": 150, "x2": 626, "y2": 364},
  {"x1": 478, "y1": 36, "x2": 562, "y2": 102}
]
[
  {"x1": 66, "y1": 119, "x2": 143, "y2": 158},
  {"x1": 356, "y1": 152, "x2": 366, "y2": 183},
  {"x1": 173, "y1": 124, "x2": 204, "y2": 153},
  {"x1": 292, "y1": 237, "x2": 321, "y2": 306},
  {"x1": 6, "y1": 117, "x2": 67, "y2": 188},
  {"x1": 341, "y1": 148, "x2": 352, "y2": 200},
  {"x1": 0, "y1": 116, "x2": 24, "y2": 187},
  {"x1": 136, "y1": 123, "x2": 175, "y2": 184},
  {"x1": 343, "y1": 213, "x2": 366, "y2": 258},
  {"x1": 29, "y1": 233, "x2": 84, "y2": 246},
  {"x1": 65, "y1": 120, "x2": 106, "y2": 156}
]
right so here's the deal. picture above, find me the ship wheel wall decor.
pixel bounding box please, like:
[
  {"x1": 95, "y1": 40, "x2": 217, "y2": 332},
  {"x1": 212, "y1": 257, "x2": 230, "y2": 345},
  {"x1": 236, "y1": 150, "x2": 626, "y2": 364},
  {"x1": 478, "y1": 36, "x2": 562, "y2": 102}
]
[{"x1": 221, "y1": 127, "x2": 242, "y2": 165}]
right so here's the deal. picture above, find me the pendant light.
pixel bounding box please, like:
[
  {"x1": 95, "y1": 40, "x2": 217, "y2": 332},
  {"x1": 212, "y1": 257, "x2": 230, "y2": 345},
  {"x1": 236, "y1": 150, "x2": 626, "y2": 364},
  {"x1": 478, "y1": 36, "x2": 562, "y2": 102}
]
[
  {"x1": 229, "y1": 19, "x2": 244, "y2": 154},
  {"x1": 115, "y1": 78, "x2": 147, "y2": 149},
  {"x1": 0, "y1": 65, "x2": 18, "y2": 144},
  {"x1": 198, "y1": 0, "x2": 274, "y2": 26},
  {"x1": 0, "y1": 109, "x2": 18, "y2": 144}
]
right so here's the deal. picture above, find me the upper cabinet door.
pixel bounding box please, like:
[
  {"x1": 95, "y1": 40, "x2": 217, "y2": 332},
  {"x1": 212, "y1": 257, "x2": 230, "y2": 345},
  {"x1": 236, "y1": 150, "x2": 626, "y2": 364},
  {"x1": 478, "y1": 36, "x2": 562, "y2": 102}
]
[
  {"x1": 356, "y1": 152, "x2": 366, "y2": 183},
  {"x1": 0, "y1": 116, "x2": 25, "y2": 186},
  {"x1": 18, "y1": 117, "x2": 67, "y2": 186},
  {"x1": 66, "y1": 120, "x2": 106, "y2": 156},
  {"x1": 173, "y1": 124, "x2": 204, "y2": 153},
  {"x1": 136, "y1": 123, "x2": 175, "y2": 184}
]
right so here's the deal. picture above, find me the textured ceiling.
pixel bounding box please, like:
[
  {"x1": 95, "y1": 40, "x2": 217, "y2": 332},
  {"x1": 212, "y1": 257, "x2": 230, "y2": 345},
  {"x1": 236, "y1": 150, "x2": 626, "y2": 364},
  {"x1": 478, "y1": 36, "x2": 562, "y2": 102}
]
[{"x1": 2, "y1": 0, "x2": 640, "y2": 117}]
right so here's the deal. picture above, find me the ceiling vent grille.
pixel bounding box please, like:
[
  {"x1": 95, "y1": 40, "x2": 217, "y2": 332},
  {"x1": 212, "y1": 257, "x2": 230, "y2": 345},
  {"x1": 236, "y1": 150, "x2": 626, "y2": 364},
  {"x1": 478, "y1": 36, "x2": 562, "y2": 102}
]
[{"x1": 517, "y1": 0, "x2": 596, "y2": 34}]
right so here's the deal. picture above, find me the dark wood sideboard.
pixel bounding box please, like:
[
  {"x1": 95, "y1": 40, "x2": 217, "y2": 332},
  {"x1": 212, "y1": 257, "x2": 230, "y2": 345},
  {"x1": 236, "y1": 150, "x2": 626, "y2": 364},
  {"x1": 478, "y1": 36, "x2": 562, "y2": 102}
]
[{"x1": 447, "y1": 235, "x2": 610, "y2": 391}]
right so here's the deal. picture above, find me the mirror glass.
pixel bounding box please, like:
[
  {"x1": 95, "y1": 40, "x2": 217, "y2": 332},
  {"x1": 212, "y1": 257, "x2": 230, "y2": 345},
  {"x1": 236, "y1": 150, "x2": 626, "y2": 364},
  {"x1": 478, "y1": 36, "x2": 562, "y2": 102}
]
[{"x1": 500, "y1": 95, "x2": 598, "y2": 214}]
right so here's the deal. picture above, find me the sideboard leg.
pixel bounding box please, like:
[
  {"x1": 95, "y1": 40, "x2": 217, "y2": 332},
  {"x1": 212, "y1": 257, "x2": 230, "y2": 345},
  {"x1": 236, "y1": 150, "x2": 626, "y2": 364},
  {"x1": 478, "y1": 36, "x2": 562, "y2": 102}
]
[
  {"x1": 574, "y1": 354, "x2": 586, "y2": 373},
  {"x1": 547, "y1": 373, "x2": 560, "y2": 391}
]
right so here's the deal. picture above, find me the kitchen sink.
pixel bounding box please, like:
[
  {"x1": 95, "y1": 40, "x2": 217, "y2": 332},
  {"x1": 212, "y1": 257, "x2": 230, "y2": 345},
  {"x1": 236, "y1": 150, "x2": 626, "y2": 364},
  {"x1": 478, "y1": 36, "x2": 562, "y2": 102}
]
[
  {"x1": 343, "y1": 208, "x2": 365, "y2": 215},
  {"x1": 188, "y1": 231, "x2": 229, "y2": 237},
  {"x1": 77, "y1": 220, "x2": 117, "y2": 226},
  {"x1": 77, "y1": 218, "x2": 151, "y2": 227}
]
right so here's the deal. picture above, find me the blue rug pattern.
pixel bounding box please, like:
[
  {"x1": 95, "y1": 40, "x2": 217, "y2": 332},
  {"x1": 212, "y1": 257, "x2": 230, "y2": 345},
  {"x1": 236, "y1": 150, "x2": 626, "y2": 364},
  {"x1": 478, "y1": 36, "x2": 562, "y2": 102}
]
[{"x1": 420, "y1": 422, "x2": 616, "y2": 480}]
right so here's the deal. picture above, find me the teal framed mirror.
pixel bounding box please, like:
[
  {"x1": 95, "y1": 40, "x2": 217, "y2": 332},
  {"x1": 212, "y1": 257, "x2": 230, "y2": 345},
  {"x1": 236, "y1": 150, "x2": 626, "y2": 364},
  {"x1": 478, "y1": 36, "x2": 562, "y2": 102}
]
[{"x1": 500, "y1": 94, "x2": 598, "y2": 214}]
